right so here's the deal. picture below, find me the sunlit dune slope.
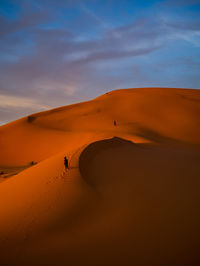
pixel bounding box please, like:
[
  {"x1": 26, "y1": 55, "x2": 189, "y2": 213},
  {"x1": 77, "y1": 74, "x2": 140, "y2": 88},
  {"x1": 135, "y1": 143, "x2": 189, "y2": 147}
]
[
  {"x1": 0, "y1": 87, "x2": 200, "y2": 266},
  {"x1": 0, "y1": 87, "x2": 200, "y2": 166}
]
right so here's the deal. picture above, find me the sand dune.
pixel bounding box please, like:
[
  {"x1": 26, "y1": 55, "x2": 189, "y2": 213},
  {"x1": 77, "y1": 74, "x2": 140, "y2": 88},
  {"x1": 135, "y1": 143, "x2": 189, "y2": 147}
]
[
  {"x1": 1, "y1": 88, "x2": 199, "y2": 166},
  {"x1": 0, "y1": 88, "x2": 200, "y2": 265}
]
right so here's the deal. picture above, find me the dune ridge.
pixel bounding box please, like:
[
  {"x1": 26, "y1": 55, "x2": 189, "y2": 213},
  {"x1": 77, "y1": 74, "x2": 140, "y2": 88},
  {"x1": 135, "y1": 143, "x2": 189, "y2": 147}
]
[{"x1": 0, "y1": 87, "x2": 200, "y2": 265}]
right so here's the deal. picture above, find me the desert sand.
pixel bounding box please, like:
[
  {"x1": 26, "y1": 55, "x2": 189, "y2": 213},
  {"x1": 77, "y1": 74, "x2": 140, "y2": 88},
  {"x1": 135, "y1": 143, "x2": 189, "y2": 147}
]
[{"x1": 0, "y1": 87, "x2": 200, "y2": 266}]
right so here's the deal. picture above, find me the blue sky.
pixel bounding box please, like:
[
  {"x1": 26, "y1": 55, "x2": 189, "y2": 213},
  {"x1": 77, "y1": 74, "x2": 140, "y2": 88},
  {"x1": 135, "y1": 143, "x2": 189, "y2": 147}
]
[{"x1": 0, "y1": 0, "x2": 200, "y2": 124}]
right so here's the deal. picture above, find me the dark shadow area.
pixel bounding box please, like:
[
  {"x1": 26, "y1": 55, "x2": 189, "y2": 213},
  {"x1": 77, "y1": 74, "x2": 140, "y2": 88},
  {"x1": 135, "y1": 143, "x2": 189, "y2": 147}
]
[
  {"x1": 177, "y1": 93, "x2": 200, "y2": 103},
  {"x1": 135, "y1": 126, "x2": 178, "y2": 143},
  {"x1": 27, "y1": 115, "x2": 36, "y2": 123},
  {"x1": 79, "y1": 137, "x2": 136, "y2": 187}
]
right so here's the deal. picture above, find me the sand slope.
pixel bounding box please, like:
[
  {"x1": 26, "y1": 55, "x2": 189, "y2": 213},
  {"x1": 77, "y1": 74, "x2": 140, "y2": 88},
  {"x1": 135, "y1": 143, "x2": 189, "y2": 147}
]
[
  {"x1": 1, "y1": 87, "x2": 200, "y2": 166},
  {"x1": 0, "y1": 88, "x2": 200, "y2": 265}
]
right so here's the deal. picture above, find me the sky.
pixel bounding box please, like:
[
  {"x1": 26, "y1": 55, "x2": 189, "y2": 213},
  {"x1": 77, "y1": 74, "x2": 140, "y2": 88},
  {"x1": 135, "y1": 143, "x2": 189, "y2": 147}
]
[{"x1": 0, "y1": 0, "x2": 200, "y2": 124}]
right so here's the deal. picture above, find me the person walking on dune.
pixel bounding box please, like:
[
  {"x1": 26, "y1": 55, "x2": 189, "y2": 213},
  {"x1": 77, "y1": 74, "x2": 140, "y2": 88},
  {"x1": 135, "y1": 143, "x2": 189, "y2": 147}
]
[{"x1": 64, "y1": 156, "x2": 69, "y2": 170}]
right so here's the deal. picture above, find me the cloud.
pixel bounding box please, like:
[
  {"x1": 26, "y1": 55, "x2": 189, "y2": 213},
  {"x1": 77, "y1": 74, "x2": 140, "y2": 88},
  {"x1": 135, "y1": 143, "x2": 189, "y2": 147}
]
[
  {"x1": 0, "y1": 10, "x2": 165, "y2": 100},
  {"x1": 166, "y1": 20, "x2": 200, "y2": 31},
  {"x1": 0, "y1": 93, "x2": 51, "y2": 125},
  {"x1": 0, "y1": 8, "x2": 52, "y2": 37},
  {"x1": 0, "y1": 94, "x2": 49, "y2": 109},
  {"x1": 80, "y1": 3, "x2": 111, "y2": 30},
  {"x1": 161, "y1": 17, "x2": 200, "y2": 46}
]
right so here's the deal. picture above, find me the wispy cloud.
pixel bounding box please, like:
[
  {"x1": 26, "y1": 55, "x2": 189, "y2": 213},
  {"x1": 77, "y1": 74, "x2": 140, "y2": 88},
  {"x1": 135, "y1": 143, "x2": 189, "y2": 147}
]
[
  {"x1": 0, "y1": 94, "x2": 49, "y2": 109},
  {"x1": 80, "y1": 4, "x2": 111, "y2": 30}
]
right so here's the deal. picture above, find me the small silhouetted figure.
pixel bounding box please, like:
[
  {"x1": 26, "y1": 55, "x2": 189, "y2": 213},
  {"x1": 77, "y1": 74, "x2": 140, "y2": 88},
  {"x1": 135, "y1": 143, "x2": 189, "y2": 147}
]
[
  {"x1": 30, "y1": 161, "x2": 37, "y2": 166},
  {"x1": 64, "y1": 156, "x2": 69, "y2": 169},
  {"x1": 114, "y1": 120, "x2": 117, "y2": 126}
]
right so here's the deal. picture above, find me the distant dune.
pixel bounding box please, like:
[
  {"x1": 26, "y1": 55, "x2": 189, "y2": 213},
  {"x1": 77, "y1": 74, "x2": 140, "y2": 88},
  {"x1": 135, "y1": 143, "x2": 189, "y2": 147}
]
[{"x1": 0, "y1": 88, "x2": 200, "y2": 266}]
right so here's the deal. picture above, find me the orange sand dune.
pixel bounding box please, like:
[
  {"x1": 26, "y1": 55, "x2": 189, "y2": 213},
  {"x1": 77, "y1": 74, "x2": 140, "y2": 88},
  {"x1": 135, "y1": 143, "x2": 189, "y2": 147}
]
[{"x1": 0, "y1": 88, "x2": 200, "y2": 266}]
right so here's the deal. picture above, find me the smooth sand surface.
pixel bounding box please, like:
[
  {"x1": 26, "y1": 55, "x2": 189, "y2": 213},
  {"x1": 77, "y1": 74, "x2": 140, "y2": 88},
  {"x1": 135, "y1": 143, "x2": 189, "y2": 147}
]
[{"x1": 0, "y1": 88, "x2": 200, "y2": 265}]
